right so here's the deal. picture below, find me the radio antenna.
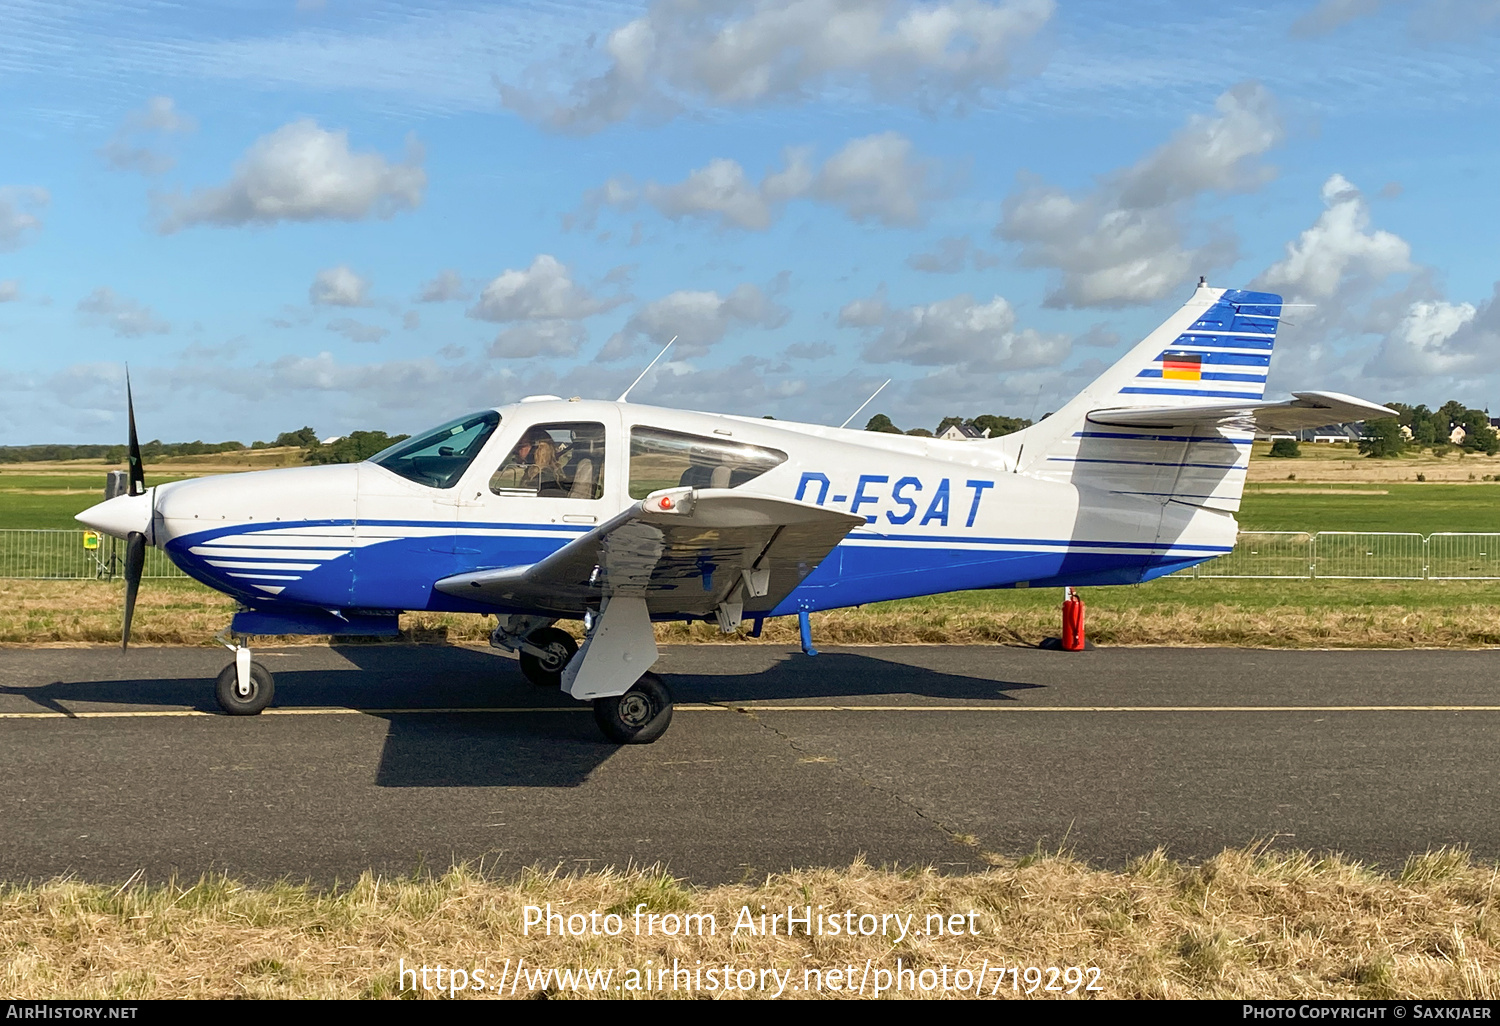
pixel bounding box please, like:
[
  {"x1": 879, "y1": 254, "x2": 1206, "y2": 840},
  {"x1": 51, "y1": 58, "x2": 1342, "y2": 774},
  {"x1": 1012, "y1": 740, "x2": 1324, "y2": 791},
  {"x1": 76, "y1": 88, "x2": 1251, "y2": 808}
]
[
  {"x1": 838, "y1": 378, "x2": 891, "y2": 429},
  {"x1": 617, "y1": 336, "x2": 676, "y2": 402}
]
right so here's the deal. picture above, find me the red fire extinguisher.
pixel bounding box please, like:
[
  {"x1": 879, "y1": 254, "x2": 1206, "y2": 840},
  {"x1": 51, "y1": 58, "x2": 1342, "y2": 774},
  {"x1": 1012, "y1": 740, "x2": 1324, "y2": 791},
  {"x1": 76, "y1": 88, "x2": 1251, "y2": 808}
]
[{"x1": 1062, "y1": 586, "x2": 1086, "y2": 651}]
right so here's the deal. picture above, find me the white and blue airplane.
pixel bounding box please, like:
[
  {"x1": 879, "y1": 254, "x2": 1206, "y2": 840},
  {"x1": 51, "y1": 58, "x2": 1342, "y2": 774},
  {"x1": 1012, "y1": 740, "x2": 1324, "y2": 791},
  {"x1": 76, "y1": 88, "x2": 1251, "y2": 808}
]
[{"x1": 77, "y1": 282, "x2": 1393, "y2": 743}]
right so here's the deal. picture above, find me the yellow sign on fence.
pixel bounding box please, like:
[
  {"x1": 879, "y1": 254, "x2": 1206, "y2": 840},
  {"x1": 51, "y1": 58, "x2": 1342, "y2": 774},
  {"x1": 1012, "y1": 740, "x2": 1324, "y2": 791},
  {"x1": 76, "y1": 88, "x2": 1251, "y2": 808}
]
[{"x1": 82, "y1": 531, "x2": 101, "y2": 551}]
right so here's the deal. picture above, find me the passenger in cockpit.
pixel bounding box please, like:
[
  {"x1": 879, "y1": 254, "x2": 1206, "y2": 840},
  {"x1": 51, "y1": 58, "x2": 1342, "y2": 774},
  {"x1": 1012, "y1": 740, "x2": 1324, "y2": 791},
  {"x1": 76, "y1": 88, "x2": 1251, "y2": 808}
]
[{"x1": 513, "y1": 428, "x2": 558, "y2": 490}]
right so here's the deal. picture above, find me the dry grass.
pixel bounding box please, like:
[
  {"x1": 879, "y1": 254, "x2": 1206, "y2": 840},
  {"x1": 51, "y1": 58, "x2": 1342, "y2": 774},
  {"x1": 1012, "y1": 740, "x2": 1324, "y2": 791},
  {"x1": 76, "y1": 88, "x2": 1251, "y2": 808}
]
[
  {"x1": 1247, "y1": 442, "x2": 1500, "y2": 483},
  {"x1": 2, "y1": 847, "x2": 1498, "y2": 999},
  {"x1": 6, "y1": 579, "x2": 1500, "y2": 648},
  {"x1": 10, "y1": 448, "x2": 307, "y2": 476}
]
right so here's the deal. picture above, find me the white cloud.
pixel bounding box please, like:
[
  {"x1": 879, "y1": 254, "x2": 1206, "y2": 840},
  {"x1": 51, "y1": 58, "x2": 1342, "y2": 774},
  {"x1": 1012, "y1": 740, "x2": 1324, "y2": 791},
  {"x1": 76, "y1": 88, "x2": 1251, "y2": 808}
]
[
  {"x1": 1256, "y1": 174, "x2": 1414, "y2": 299},
  {"x1": 402, "y1": 311, "x2": 420, "y2": 330},
  {"x1": 782, "y1": 341, "x2": 836, "y2": 360},
  {"x1": 327, "y1": 318, "x2": 388, "y2": 344},
  {"x1": 468, "y1": 254, "x2": 623, "y2": 322},
  {"x1": 837, "y1": 289, "x2": 891, "y2": 328},
  {"x1": 1376, "y1": 299, "x2": 1480, "y2": 376},
  {"x1": 996, "y1": 83, "x2": 1281, "y2": 308},
  {"x1": 812, "y1": 132, "x2": 931, "y2": 225},
  {"x1": 310, "y1": 265, "x2": 373, "y2": 307},
  {"x1": 584, "y1": 132, "x2": 934, "y2": 231},
  {"x1": 840, "y1": 290, "x2": 1070, "y2": 369},
  {"x1": 502, "y1": 0, "x2": 1055, "y2": 133},
  {"x1": 0, "y1": 280, "x2": 19, "y2": 302},
  {"x1": 157, "y1": 120, "x2": 425, "y2": 232},
  {"x1": 100, "y1": 96, "x2": 196, "y2": 175},
  {"x1": 77, "y1": 287, "x2": 171, "y2": 337},
  {"x1": 602, "y1": 282, "x2": 790, "y2": 360},
  {"x1": 416, "y1": 269, "x2": 468, "y2": 303},
  {"x1": 1290, "y1": 0, "x2": 1500, "y2": 39},
  {"x1": 906, "y1": 235, "x2": 1000, "y2": 273},
  {"x1": 0, "y1": 187, "x2": 48, "y2": 251},
  {"x1": 488, "y1": 320, "x2": 589, "y2": 359},
  {"x1": 1290, "y1": 0, "x2": 1383, "y2": 38}
]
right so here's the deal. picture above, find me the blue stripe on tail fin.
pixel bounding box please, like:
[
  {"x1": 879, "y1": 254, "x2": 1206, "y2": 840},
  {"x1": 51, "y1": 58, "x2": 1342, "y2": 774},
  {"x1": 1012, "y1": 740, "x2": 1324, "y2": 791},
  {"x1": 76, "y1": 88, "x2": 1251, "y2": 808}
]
[{"x1": 1005, "y1": 285, "x2": 1283, "y2": 514}]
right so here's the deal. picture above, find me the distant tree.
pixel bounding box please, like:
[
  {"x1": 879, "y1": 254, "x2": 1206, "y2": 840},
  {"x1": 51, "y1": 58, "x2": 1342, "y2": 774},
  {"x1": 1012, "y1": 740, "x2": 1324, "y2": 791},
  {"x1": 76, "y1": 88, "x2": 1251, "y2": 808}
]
[
  {"x1": 1268, "y1": 438, "x2": 1301, "y2": 458},
  {"x1": 303, "y1": 430, "x2": 409, "y2": 465},
  {"x1": 1358, "y1": 418, "x2": 1407, "y2": 458},
  {"x1": 864, "y1": 414, "x2": 903, "y2": 434},
  {"x1": 970, "y1": 414, "x2": 1031, "y2": 438},
  {"x1": 1439, "y1": 399, "x2": 1468, "y2": 429},
  {"x1": 274, "y1": 426, "x2": 320, "y2": 449},
  {"x1": 906, "y1": 427, "x2": 934, "y2": 437}
]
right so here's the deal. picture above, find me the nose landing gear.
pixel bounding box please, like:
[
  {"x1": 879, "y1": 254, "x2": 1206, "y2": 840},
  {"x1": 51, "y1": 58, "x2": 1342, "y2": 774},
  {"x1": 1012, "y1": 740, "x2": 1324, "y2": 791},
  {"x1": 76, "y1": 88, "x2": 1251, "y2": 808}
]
[{"x1": 213, "y1": 631, "x2": 274, "y2": 715}]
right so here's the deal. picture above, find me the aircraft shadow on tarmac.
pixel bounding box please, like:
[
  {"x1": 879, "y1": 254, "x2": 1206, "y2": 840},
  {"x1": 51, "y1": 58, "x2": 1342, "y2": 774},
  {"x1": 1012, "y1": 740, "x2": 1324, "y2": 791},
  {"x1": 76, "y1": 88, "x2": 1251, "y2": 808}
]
[{"x1": 5, "y1": 645, "x2": 1043, "y2": 789}]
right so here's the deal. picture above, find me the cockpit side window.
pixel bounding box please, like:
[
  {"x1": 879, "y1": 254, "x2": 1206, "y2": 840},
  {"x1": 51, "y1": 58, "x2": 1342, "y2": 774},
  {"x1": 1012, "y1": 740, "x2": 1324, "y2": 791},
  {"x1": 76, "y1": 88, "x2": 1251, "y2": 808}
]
[
  {"x1": 370, "y1": 411, "x2": 500, "y2": 489},
  {"x1": 489, "y1": 422, "x2": 606, "y2": 500},
  {"x1": 628, "y1": 427, "x2": 787, "y2": 499}
]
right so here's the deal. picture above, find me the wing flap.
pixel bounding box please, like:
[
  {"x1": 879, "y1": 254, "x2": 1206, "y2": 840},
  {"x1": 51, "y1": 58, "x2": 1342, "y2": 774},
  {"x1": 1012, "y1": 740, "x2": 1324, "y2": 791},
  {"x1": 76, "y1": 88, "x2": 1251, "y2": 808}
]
[
  {"x1": 1087, "y1": 390, "x2": 1395, "y2": 431},
  {"x1": 436, "y1": 488, "x2": 862, "y2": 617}
]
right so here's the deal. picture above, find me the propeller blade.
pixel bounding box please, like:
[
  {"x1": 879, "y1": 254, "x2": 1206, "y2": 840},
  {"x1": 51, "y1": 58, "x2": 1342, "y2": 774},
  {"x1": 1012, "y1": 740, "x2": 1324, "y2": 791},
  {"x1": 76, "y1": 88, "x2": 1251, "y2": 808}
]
[
  {"x1": 122, "y1": 530, "x2": 145, "y2": 651},
  {"x1": 126, "y1": 370, "x2": 145, "y2": 497}
]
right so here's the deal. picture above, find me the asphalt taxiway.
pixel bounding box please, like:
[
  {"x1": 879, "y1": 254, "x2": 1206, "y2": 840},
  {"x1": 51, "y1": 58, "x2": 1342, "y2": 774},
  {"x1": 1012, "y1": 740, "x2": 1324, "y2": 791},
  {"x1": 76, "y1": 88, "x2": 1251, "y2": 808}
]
[{"x1": 1, "y1": 644, "x2": 1497, "y2": 883}]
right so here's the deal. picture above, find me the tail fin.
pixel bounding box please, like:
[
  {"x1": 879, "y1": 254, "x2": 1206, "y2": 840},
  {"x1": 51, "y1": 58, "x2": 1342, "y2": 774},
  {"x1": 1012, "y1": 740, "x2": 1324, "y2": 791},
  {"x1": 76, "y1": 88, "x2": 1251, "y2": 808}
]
[{"x1": 1010, "y1": 282, "x2": 1282, "y2": 512}]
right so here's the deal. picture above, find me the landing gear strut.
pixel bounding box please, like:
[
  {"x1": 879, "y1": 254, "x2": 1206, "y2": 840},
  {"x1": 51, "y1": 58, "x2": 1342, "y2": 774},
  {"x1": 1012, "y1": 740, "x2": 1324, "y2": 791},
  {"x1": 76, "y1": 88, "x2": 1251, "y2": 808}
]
[
  {"x1": 213, "y1": 632, "x2": 274, "y2": 715},
  {"x1": 592, "y1": 671, "x2": 673, "y2": 744}
]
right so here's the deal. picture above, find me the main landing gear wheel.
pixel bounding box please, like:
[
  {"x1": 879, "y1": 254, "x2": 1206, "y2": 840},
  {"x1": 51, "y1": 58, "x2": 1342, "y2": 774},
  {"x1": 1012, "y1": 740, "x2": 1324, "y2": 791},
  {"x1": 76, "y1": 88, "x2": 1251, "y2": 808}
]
[
  {"x1": 519, "y1": 627, "x2": 579, "y2": 687},
  {"x1": 215, "y1": 661, "x2": 275, "y2": 715},
  {"x1": 593, "y1": 672, "x2": 673, "y2": 745}
]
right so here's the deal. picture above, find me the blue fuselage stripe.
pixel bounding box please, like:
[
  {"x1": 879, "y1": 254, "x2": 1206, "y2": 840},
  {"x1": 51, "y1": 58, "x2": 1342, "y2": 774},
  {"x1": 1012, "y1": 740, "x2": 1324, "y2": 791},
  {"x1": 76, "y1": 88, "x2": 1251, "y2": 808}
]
[{"x1": 1118, "y1": 386, "x2": 1265, "y2": 399}]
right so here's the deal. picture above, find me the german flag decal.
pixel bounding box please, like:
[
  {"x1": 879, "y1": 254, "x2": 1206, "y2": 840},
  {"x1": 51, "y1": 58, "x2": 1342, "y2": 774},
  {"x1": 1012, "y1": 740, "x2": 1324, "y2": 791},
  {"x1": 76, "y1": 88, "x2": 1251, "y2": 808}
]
[{"x1": 1161, "y1": 351, "x2": 1203, "y2": 381}]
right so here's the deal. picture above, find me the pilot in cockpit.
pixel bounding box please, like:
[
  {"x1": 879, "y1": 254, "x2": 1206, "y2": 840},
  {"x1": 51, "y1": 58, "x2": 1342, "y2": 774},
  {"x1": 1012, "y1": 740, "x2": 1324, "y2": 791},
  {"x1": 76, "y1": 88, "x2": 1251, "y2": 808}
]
[{"x1": 511, "y1": 427, "x2": 558, "y2": 489}]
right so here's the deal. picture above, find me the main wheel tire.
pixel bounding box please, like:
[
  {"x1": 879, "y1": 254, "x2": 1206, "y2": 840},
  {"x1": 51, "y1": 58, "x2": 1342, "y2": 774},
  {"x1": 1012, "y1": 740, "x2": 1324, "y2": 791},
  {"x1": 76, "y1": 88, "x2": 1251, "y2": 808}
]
[
  {"x1": 215, "y1": 661, "x2": 275, "y2": 715},
  {"x1": 519, "y1": 627, "x2": 579, "y2": 687},
  {"x1": 593, "y1": 672, "x2": 673, "y2": 744}
]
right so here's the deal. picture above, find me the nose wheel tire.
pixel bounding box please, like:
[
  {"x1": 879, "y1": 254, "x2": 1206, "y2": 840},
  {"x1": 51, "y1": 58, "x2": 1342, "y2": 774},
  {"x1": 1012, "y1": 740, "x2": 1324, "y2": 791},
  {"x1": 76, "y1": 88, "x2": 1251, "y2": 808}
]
[
  {"x1": 592, "y1": 672, "x2": 673, "y2": 744},
  {"x1": 215, "y1": 661, "x2": 275, "y2": 715},
  {"x1": 519, "y1": 627, "x2": 579, "y2": 687}
]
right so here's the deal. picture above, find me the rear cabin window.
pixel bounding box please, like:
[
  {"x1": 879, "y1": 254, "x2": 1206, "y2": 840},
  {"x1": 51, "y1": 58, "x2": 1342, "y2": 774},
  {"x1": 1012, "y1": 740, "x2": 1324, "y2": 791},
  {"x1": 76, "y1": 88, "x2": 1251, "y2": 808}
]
[
  {"x1": 628, "y1": 427, "x2": 787, "y2": 499},
  {"x1": 488, "y1": 422, "x2": 606, "y2": 500}
]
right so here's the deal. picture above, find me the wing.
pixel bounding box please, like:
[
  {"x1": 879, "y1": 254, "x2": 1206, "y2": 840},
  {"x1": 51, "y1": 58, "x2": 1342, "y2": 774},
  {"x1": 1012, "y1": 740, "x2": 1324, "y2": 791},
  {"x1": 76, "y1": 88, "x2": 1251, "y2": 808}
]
[
  {"x1": 1087, "y1": 390, "x2": 1396, "y2": 431},
  {"x1": 435, "y1": 487, "x2": 864, "y2": 618}
]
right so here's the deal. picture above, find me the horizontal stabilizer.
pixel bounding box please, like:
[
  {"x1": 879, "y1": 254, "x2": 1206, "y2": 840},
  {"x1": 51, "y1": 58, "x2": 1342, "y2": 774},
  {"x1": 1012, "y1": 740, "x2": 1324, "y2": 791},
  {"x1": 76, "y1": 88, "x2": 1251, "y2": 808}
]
[{"x1": 1087, "y1": 391, "x2": 1396, "y2": 432}]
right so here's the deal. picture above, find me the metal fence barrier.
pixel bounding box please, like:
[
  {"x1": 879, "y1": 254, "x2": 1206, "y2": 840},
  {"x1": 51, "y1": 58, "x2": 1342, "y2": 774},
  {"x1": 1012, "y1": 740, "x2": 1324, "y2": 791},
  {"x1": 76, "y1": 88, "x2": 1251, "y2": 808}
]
[
  {"x1": 2, "y1": 528, "x2": 1499, "y2": 582},
  {"x1": 0, "y1": 530, "x2": 187, "y2": 580},
  {"x1": 1174, "y1": 530, "x2": 1500, "y2": 580}
]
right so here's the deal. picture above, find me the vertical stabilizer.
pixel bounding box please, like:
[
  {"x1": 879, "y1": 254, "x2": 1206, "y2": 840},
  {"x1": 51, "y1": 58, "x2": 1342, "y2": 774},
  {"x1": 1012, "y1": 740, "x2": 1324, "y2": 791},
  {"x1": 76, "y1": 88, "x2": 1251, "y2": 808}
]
[{"x1": 1009, "y1": 283, "x2": 1282, "y2": 513}]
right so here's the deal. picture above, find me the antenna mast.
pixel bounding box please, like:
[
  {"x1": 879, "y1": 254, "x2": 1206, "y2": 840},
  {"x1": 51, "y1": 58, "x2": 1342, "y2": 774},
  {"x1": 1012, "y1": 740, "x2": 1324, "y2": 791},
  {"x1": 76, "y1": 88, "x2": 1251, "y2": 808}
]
[
  {"x1": 838, "y1": 378, "x2": 892, "y2": 430},
  {"x1": 617, "y1": 336, "x2": 677, "y2": 402}
]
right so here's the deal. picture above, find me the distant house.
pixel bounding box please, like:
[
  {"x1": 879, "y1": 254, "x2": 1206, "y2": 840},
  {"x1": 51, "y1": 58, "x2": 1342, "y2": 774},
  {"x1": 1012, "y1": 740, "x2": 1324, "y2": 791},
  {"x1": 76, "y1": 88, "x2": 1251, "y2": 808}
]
[
  {"x1": 1450, "y1": 425, "x2": 1467, "y2": 444},
  {"x1": 938, "y1": 423, "x2": 991, "y2": 441}
]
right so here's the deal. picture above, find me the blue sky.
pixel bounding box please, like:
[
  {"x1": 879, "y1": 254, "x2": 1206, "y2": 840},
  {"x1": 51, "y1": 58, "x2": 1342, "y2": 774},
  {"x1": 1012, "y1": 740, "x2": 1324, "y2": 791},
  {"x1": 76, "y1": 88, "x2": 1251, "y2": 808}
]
[{"x1": 2, "y1": 0, "x2": 1498, "y2": 444}]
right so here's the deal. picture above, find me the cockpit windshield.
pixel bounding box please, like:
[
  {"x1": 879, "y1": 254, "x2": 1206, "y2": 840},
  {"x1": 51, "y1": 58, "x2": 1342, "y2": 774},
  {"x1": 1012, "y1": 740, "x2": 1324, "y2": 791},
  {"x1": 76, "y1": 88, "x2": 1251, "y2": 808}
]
[{"x1": 370, "y1": 411, "x2": 500, "y2": 489}]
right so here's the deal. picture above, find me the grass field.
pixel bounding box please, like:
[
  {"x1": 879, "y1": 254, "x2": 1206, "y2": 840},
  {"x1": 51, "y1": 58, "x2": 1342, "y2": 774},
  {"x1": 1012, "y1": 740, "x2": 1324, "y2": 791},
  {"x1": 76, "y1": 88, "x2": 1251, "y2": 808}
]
[
  {"x1": 3, "y1": 847, "x2": 1496, "y2": 999},
  {"x1": 7, "y1": 576, "x2": 1499, "y2": 648}
]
